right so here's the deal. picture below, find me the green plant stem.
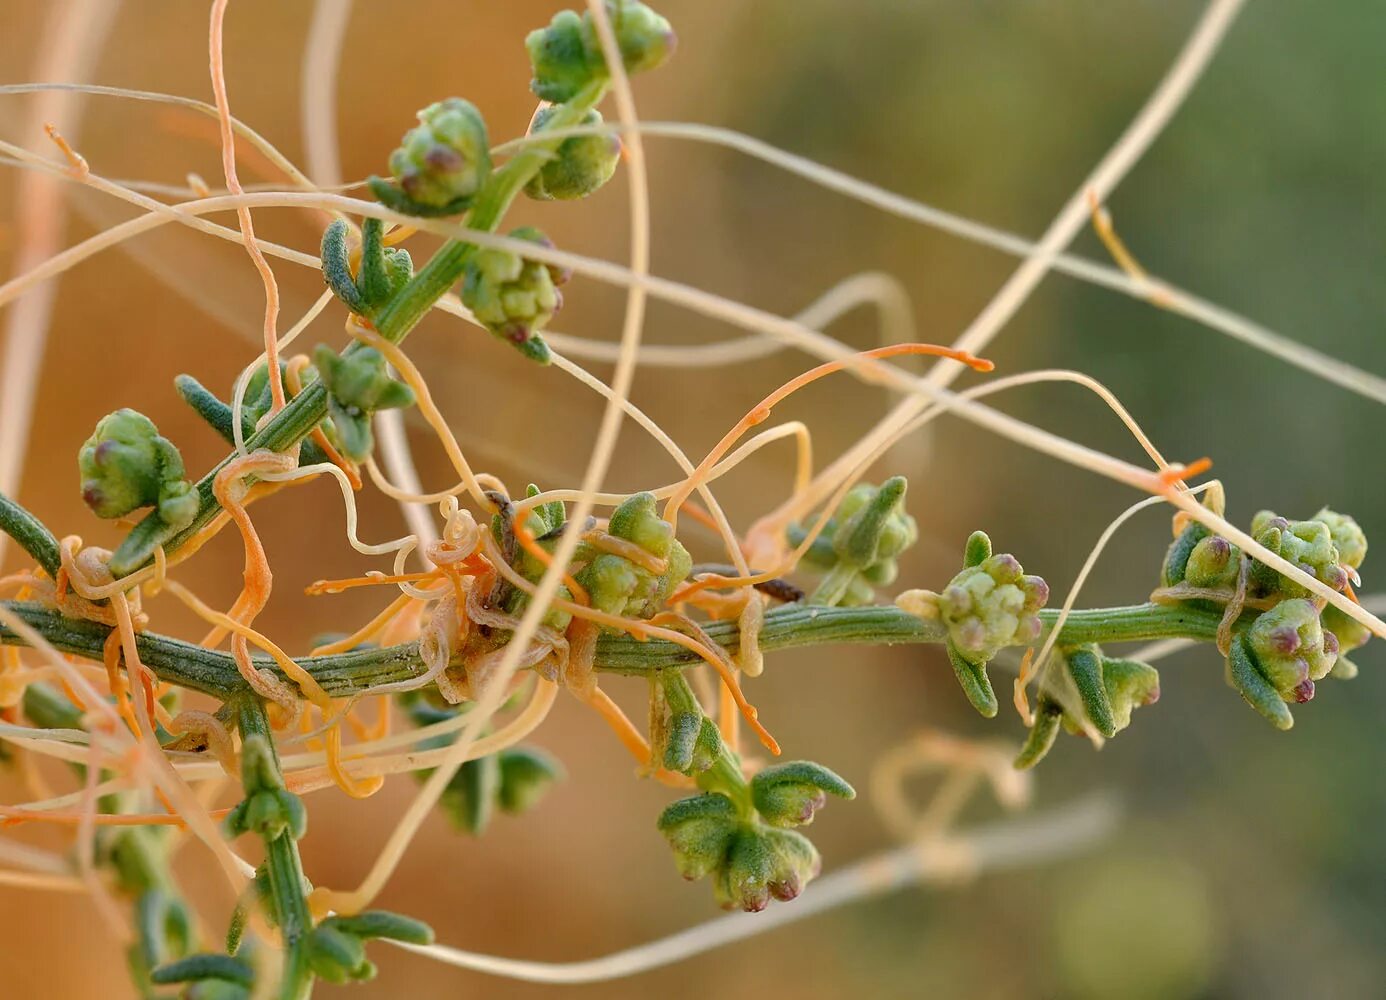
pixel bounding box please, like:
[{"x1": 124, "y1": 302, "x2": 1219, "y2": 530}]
[
  {"x1": 236, "y1": 696, "x2": 314, "y2": 1000},
  {"x1": 0, "y1": 491, "x2": 61, "y2": 578},
  {"x1": 105, "y1": 81, "x2": 610, "y2": 577},
  {"x1": 0, "y1": 599, "x2": 1227, "y2": 700}
]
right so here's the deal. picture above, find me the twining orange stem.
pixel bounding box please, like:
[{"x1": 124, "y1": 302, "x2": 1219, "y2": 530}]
[
  {"x1": 663, "y1": 343, "x2": 994, "y2": 532},
  {"x1": 647, "y1": 612, "x2": 779, "y2": 755},
  {"x1": 508, "y1": 506, "x2": 591, "y2": 606},
  {"x1": 679, "y1": 501, "x2": 723, "y2": 537},
  {"x1": 209, "y1": 0, "x2": 285, "y2": 414},
  {"x1": 1159, "y1": 457, "x2": 1213, "y2": 490},
  {"x1": 305, "y1": 571, "x2": 440, "y2": 596},
  {"x1": 582, "y1": 687, "x2": 650, "y2": 761}
]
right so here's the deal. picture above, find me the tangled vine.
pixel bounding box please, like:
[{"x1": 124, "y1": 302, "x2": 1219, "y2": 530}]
[{"x1": 0, "y1": 2, "x2": 1379, "y2": 997}]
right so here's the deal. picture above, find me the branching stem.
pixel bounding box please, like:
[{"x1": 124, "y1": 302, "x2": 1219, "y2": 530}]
[
  {"x1": 0, "y1": 599, "x2": 1226, "y2": 700},
  {"x1": 105, "y1": 80, "x2": 610, "y2": 576}
]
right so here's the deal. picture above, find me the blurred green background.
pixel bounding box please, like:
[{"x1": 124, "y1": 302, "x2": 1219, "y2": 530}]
[{"x1": 1, "y1": 1, "x2": 1383, "y2": 997}]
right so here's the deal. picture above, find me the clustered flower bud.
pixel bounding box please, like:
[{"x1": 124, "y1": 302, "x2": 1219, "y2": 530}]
[
  {"x1": 313, "y1": 345, "x2": 416, "y2": 462},
  {"x1": 1183, "y1": 534, "x2": 1240, "y2": 588},
  {"x1": 1247, "y1": 510, "x2": 1349, "y2": 599},
  {"x1": 78, "y1": 409, "x2": 199, "y2": 532},
  {"x1": 656, "y1": 793, "x2": 825, "y2": 912},
  {"x1": 1226, "y1": 597, "x2": 1339, "y2": 730},
  {"x1": 224, "y1": 735, "x2": 306, "y2": 842},
  {"x1": 575, "y1": 491, "x2": 692, "y2": 618},
  {"x1": 898, "y1": 531, "x2": 1049, "y2": 718},
  {"x1": 789, "y1": 477, "x2": 919, "y2": 606},
  {"x1": 1314, "y1": 507, "x2": 1367, "y2": 571},
  {"x1": 524, "y1": 105, "x2": 622, "y2": 201},
  {"x1": 371, "y1": 97, "x2": 491, "y2": 216},
  {"x1": 526, "y1": 2, "x2": 676, "y2": 104},
  {"x1": 462, "y1": 227, "x2": 568, "y2": 364},
  {"x1": 1322, "y1": 603, "x2": 1370, "y2": 680},
  {"x1": 1162, "y1": 500, "x2": 1370, "y2": 725},
  {"x1": 1015, "y1": 649, "x2": 1160, "y2": 769}
]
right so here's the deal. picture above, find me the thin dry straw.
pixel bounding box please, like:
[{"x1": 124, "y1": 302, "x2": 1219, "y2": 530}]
[
  {"x1": 0, "y1": 170, "x2": 1376, "y2": 635},
  {"x1": 791, "y1": 0, "x2": 1249, "y2": 526}
]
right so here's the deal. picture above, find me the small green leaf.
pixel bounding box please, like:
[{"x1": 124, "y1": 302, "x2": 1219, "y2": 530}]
[{"x1": 946, "y1": 642, "x2": 998, "y2": 718}]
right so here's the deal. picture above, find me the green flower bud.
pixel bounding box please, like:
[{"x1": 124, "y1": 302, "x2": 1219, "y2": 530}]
[
  {"x1": 371, "y1": 98, "x2": 490, "y2": 216},
  {"x1": 1228, "y1": 598, "x2": 1340, "y2": 730},
  {"x1": 497, "y1": 746, "x2": 564, "y2": 814},
  {"x1": 525, "y1": 105, "x2": 622, "y2": 201},
  {"x1": 608, "y1": 491, "x2": 672, "y2": 559},
  {"x1": 1321, "y1": 603, "x2": 1370, "y2": 681},
  {"x1": 650, "y1": 536, "x2": 693, "y2": 608},
  {"x1": 78, "y1": 409, "x2": 198, "y2": 531},
  {"x1": 313, "y1": 345, "x2": 416, "y2": 461},
  {"x1": 321, "y1": 217, "x2": 414, "y2": 318},
  {"x1": 570, "y1": 493, "x2": 689, "y2": 619},
  {"x1": 716, "y1": 827, "x2": 820, "y2": 912},
  {"x1": 599, "y1": 0, "x2": 677, "y2": 76},
  {"x1": 226, "y1": 735, "x2": 306, "y2": 841},
  {"x1": 526, "y1": 3, "x2": 676, "y2": 104},
  {"x1": 1162, "y1": 525, "x2": 1207, "y2": 587},
  {"x1": 1245, "y1": 597, "x2": 1338, "y2": 696},
  {"x1": 578, "y1": 552, "x2": 642, "y2": 615},
  {"x1": 461, "y1": 227, "x2": 564, "y2": 364},
  {"x1": 796, "y1": 479, "x2": 919, "y2": 606},
  {"x1": 526, "y1": 11, "x2": 591, "y2": 104},
  {"x1": 657, "y1": 793, "x2": 739, "y2": 881},
  {"x1": 750, "y1": 761, "x2": 855, "y2": 828},
  {"x1": 1160, "y1": 487, "x2": 1226, "y2": 587},
  {"x1": 1314, "y1": 507, "x2": 1367, "y2": 570},
  {"x1": 1247, "y1": 510, "x2": 1349, "y2": 599},
  {"x1": 833, "y1": 476, "x2": 917, "y2": 568},
  {"x1": 900, "y1": 542, "x2": 1048, "y2": 717},
  {"x1": 1183, "y1": 535, "x2": 1240, "y2": 589}
]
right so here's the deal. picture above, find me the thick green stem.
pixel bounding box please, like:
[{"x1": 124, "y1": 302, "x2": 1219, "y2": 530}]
[
  {"x1": 0, "y1": 599, "x2": 1227, "y2": 699},
  {"x1": 236, "y1": 696, "x2": 314, "y2": 1000},
  {"x1": 0, "y1": 491, "x2": 61, "y2": 578},
  {"x1": 105, "y1": 81, "x2": 609, "y2": 577}
]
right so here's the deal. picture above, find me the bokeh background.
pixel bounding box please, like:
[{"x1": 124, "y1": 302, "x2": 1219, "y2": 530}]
[{"x1": 2, "y1": 1, "x2": 1385, "y2": 997}]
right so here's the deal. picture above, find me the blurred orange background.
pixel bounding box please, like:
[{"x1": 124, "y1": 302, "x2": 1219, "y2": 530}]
[{"x1": 2, "y1": 2, "x2": 1385, "y2": 997}]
